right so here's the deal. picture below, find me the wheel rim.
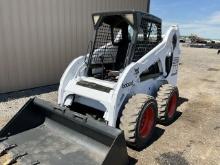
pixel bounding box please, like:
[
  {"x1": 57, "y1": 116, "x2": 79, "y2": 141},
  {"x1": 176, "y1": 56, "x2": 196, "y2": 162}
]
[
  {"x1": 139, "y1": 106, "x2": 155, "y2": 138},
  {"x1": 167, "y1": 93, "x2": 177, "y2": 118}
]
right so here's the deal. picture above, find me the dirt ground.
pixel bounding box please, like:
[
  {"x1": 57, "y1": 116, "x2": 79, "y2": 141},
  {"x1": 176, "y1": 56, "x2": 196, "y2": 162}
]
[{"x1": 0, "y1": 46, "x2": 220, "y2": 165}]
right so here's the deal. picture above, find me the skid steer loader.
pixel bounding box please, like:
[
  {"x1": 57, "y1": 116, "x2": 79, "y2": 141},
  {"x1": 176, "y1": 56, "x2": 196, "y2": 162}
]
[{"x1": 0, "y1": 11, "x2": 180, "y2": 165}]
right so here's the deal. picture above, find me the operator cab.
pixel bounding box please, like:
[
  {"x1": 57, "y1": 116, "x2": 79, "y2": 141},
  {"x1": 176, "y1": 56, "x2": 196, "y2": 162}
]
[{"x1": 86, "y1": 11, "x2": 162, "y2": 81}]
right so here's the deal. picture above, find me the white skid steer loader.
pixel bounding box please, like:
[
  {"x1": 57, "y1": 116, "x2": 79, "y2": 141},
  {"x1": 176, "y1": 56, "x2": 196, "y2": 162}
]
[
  {"x1": 58, "y1": 10, "x2": 180, "y2": 147},
  {"x1": 0, "y1": 11, "x2": 180, "y2": 165}
]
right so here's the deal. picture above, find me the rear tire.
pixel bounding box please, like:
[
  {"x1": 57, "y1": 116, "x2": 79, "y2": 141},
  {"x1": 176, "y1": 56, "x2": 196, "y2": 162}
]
[
  {"x1": 119, "y1": 94, "x2": 157, "y2": 150},
  {"x1": 156, "y1": 84, "x2": 179, "y2": 124}
]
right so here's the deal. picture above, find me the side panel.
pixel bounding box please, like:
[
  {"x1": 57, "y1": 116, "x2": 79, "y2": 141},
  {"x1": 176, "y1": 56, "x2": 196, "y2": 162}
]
[{"x1": 165, "y1": 28, "x2": 181, "y2": 85}]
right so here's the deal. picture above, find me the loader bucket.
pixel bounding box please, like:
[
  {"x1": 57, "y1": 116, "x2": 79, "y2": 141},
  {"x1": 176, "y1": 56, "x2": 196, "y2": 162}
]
[{"x1": 0, "y1": 98, "x2": 128, "y2": 165}]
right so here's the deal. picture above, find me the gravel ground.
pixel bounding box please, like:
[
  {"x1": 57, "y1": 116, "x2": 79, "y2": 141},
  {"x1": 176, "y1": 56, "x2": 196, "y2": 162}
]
[
  {"x1": 0, "y1": 46, "x2": 220, "y2": 164},
  {"x1": 0, "y1": 85, "x2": 58, "y2": 128}
]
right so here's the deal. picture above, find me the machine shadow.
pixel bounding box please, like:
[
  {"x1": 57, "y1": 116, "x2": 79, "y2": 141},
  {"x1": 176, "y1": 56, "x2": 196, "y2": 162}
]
[
  {"x1": 161, "y1": 111, "x2": 182, "y2": 126},
  {"x1": 177, "y1": 97, "x2": 189, "y2": 107},
  {"x1": 128, "y1": 127, "x2": 165, "y2": 152},
  {"x1": 0, "y1": 85, "x2": 58, "y2": 103},
  {"x1": 148, "y1": 127, "x2": 165, "y2": 146},
  {"x1": 128, "y1": 156, "x2": 138, "y2": 165}
]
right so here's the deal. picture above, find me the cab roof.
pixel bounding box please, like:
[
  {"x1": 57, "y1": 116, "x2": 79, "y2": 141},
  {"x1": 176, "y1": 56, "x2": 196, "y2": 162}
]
[{"x1": 92, "y1": 10, "x2": 162, "y2": 25}]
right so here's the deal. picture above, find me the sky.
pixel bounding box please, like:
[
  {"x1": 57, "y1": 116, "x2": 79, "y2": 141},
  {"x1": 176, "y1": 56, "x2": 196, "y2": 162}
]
[{"x1": 151, "y1": 0, "x2": 220, "y2": 39}]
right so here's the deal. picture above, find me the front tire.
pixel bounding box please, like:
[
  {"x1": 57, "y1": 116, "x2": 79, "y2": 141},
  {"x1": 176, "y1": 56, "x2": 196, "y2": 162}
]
[{"x1": 119, "y1": 94, "x2": 157, "y2": 150}]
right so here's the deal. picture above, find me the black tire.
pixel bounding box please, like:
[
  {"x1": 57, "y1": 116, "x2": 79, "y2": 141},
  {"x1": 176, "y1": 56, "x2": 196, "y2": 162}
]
[
  {"x1": 119, "y1": 94, "x2": 157, "y2": 150},
  {"x1": 156, "y1": 84, "x2": 179, "y2": 124}
]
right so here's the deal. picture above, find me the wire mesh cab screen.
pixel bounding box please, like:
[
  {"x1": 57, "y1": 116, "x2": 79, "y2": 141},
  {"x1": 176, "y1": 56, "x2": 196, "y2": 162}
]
[
  {"x1": 132, "y1": 18, "x2": 162, "y2": 62},
  {"x1": 91, "y1": 22, "x2": 122, "y2": 65},
  {"x1": 90, "y1": 14, "x2": 134, "y2": 71}
]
